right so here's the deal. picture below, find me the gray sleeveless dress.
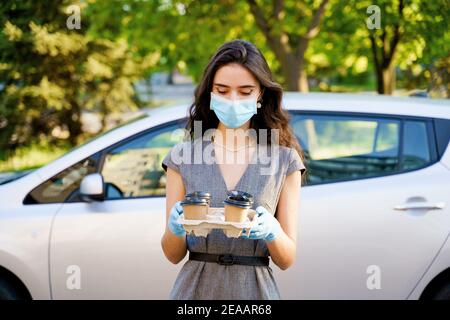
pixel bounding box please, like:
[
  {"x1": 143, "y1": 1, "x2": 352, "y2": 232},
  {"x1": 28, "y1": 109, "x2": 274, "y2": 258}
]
[{"x1": 161, "y1": 136, "x2": 306, "y2": 300}]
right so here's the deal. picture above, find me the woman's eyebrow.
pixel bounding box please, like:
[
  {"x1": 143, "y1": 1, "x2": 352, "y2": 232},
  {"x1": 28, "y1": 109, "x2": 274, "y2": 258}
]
[{"x1": 213, "y1": 83, "x2": 256, "y2": 89}]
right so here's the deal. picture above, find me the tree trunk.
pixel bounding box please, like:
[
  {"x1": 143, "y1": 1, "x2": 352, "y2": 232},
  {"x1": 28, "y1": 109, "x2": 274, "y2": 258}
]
[
  {"x1": 246, "y1": 0, "x2": 328, "y2": 93},
  {"x1": 66, "y1": 100, "x2": 82, "y2": 146},
  {"x1": 101, "y1": 108, "x2": 108, "y2": 132},
  {"x1": 375, "y1": 62, "x2": 396, "y2": 95},
  {"x1": 375, "y1": 67, "x2": 384, "y2": 94},
  {"x1": 282, "y1": 54, "x2": 309, "y2": 92},
  {"x1": 298, "y1": 57, "x2": 309, "y2": 92},
  {"x1": 382, "y1": 63, "x2": 396, "y2": 95},
  {"x1": 370, "y1": 0, "x2": 403, "y2": 95}
]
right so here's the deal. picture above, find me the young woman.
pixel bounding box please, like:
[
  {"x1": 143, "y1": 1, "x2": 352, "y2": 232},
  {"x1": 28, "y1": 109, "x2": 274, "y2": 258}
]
[{"x1": 160, "y1": 39, "x2": 306, "y2": 299}]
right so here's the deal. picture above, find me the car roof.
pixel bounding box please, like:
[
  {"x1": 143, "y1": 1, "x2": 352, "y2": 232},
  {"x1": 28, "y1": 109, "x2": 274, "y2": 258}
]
[{"x1": 145, "y1": 92, "x2": 450, "y2": 121}]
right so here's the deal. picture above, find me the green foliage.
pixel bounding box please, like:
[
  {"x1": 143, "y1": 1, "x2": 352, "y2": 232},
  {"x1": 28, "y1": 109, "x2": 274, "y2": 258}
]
[
  {"x1": 350, "y1": 0, "x2": 449, "y2": 93},
  {"x1": 85, "y1": 0, "x2": 266, "y2": 81},
  {"x1": 0, "y1": 139, "x2": 70, "y2": 172},
  {"x1": 84, "y1": 0, "x2": 447, "y2": 93},
  {"x1": 0, "y1": 0, "x2": 153, "y2": 152}
]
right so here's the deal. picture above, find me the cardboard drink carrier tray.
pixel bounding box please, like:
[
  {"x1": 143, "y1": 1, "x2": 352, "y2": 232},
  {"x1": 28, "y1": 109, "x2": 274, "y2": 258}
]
[{"x1": 177, "y1": 206, "x2": 258, "y2": 238}]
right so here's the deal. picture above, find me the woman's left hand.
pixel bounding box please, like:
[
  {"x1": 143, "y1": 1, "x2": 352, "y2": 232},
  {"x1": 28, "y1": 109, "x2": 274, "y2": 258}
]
[{"x1": 241, "y1": 206, "x2": 283, "y2": 242}]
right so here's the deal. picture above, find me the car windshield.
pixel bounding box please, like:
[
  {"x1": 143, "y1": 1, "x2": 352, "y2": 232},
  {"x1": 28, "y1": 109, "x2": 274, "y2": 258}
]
[
  {"x1": 0, "y1": 170, "x2": 34, "y2": 185},
  {"x1": 0, "y1": 113, "x2": 149, "y2": 185}
]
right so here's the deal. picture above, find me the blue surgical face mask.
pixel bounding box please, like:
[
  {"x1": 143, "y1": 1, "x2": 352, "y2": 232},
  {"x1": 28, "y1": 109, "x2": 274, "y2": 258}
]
[{"x1": 210, "y1": 92, "x2": 258, "y2": 128}]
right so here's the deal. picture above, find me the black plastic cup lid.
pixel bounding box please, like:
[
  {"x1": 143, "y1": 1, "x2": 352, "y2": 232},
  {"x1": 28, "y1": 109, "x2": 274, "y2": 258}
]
[
  {"x1": 186, "y1": 191, "x2": 211, "y2": 200},
  {"x1": 226, "y1": 190, "x2": 253, "y2": 203},
  {"x1": 180, "y1": 197, "x2": 209, "y2": 206},
  {"x1": 223, "y1": 190, "x2": 253, "y2": 209}
]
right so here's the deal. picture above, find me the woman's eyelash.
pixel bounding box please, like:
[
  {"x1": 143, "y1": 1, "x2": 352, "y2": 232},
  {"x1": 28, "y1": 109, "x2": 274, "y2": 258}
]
[
  {"x1": 216, "y1": 90, "x2": 252, "y2": 95},
  {"x1": 242, "y1": 92, "x2": 252, "y2": 95}
]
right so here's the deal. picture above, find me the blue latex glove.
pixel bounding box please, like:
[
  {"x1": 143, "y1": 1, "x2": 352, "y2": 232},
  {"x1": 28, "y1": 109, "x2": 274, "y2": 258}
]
[
  {"x1": 168, "y1": 201, "x2": 186, "y2": 237},
  {"x1": 242, "y1": 206, "x2": 283, "y2": 242}
]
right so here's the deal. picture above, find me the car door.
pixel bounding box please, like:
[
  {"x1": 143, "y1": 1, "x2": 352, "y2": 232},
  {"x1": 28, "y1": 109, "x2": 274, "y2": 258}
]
[
  {"x1": 274, "y1": 111, "x2": 449, "y2": 299},
  {"x1": 50, "y1": 119, "x2": 187, "y2": 299}
]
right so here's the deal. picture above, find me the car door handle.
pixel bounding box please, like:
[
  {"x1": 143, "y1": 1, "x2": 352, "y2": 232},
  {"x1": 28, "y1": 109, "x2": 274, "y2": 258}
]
[{"x1": 393, "y1": 201, "x2": 446, "y2": 211}]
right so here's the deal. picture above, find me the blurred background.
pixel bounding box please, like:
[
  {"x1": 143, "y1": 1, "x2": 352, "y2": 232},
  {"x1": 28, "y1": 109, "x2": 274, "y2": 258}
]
[{"x1": 0, "y1": 0, "x2": 448, "y2": 176}]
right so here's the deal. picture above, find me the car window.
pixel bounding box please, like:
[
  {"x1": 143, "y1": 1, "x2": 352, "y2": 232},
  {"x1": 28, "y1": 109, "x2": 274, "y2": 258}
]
[
  {"x1": 23, "y1": 155, "x2": 99, "y2": 204},
  {"x1": 101, "y1": 121, "x2": 187, "y2": 199},
  {"x1": 401, "y1": 120, "x2": 430, "y2": 170},
  {"x1": 23, "y1": 119, "x2": 187, "y2": 204},
  {"x1": 290, "y1": 113, "x2": 400, "y2": 184}
]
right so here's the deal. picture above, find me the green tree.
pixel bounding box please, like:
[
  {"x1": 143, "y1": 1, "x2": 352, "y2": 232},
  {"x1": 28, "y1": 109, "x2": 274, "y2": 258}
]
[
  {"x1": 0, "y1": 0, "x2": 153, "y2": 152},
  {"x1": 85, "y1": 0, "x2": 260, "y2": 82},
  {"x1": 246, "y1": 0, "x2": 330, "y2": 92},
  {"x1": 354, "y1": 0, "x2": 449, "y2": 94}
]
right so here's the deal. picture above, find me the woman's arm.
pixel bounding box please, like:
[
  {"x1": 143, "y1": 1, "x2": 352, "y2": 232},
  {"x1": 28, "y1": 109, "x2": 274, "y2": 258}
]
[
  {"x1": 266, "y1": 170, "x2": 302, "y2": 270},
  {"x1": 161, "y1": 167, "x2": 187, "y2": 264}
]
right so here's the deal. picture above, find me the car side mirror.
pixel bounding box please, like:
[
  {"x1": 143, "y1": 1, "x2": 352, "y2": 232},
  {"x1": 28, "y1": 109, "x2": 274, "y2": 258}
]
[{"x1": 80, "y1": 173, "x2": 105, "y2": 202}]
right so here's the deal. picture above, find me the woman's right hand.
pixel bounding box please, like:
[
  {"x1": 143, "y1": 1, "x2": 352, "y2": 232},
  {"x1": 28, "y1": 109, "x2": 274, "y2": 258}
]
[{"x1": 168, "y1": 201, "x2": 186, "y2": 238}]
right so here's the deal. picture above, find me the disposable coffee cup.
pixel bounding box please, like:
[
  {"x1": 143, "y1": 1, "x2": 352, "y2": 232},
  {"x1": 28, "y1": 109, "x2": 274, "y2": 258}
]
[
  {"x1": 223, "y1": 190, "x2": 253, "y2": 223},
  {"x1": 180, "y1": 197, "x2": 209, "y2": 220}
]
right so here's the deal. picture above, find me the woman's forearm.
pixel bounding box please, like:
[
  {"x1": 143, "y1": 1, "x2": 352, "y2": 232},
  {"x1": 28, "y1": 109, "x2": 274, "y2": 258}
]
[
  {"x1": 266, "y1": 231, "x2": 296, "y2": 270},
  {"x1": 161, "y1": 229, "x2": 187, "y2": 264}
]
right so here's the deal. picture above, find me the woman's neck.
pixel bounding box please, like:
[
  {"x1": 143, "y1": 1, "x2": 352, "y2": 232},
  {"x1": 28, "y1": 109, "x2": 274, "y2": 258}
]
[{"x1": 214, "y1": 122, "x2": 255, "y2": 149}]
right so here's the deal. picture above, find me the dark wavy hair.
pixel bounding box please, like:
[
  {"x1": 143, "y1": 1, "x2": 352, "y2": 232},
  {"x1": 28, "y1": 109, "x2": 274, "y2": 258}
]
[{"x1": 187, "y1": 39, "x2": 305, "y2": 176}]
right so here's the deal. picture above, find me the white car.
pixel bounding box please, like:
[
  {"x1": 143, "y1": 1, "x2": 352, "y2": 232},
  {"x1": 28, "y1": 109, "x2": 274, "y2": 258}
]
[{"x1": 0, "y1": 93, "x2": 449, "y2": 300}]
